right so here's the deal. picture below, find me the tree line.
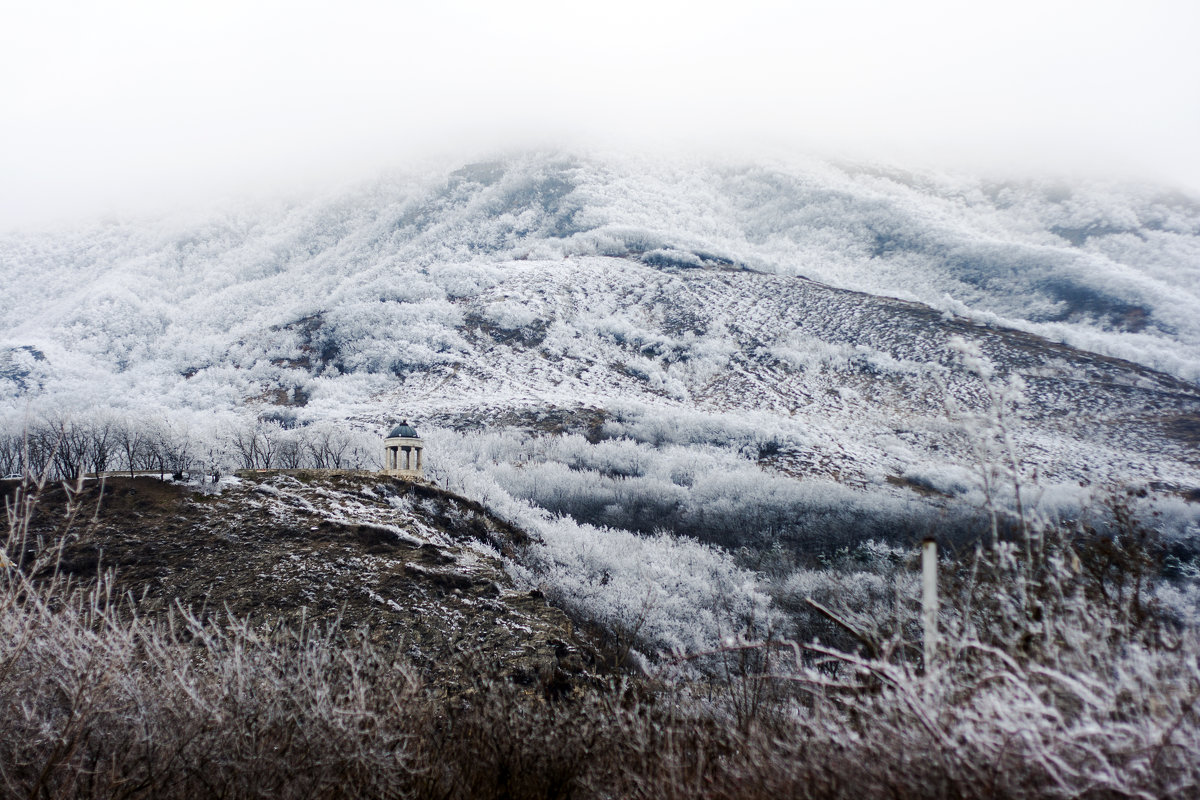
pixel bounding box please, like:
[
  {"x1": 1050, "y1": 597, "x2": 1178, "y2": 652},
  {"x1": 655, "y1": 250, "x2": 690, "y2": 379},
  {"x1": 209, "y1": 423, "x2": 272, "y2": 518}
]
[{"x1": 0, "y1": 413, "x2": 380, "y2": 482}]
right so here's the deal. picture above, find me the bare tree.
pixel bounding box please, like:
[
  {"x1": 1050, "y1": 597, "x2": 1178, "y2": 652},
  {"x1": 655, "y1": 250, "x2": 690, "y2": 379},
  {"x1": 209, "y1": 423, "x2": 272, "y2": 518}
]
[
  {"x1": 0, "y1": 431, "x2": 21, "y2": 477},
  {"x1": 83, "y1": 416, "x2": 117, "y2": 476},
  {"x1": 23, "y1": 422, "x2": 57, "y2": 480},
  {"x1": 142, "y1": 422, "x2": 169, "y2": 479},
  {"x1": 116, "y1": 420, "x2": 147, "y2": 478},
  {"x1": 308, "y1": 424, "x2": 353, "y2": 469},
  {"x1": 161, "y1": 421, "x2": 194, "y2": 479},
  {"x1": 204, "y1": 446, "x2": 223, "y2": 484},
  {"x1": 227, "y1": 419, "x2": 286, "y2": 470},
  {"x1": 255, "y1": 420, "x2": 284, "y2": 469},
  {"x1": 228, "y1": 423, "x2": 259, "y2": 470},
  {"x1": 276, "y1": 430, "x2": 306, "y2": 470},
  {"x1": 41, "y1": 414, "x2": 89, "y2": 481}
]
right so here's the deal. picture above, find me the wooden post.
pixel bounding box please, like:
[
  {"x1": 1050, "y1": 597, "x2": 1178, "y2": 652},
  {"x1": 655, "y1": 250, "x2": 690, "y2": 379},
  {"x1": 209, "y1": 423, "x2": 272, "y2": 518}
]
[{"x1": 922, "y1": 537, "x2": 938, "y2": 670}]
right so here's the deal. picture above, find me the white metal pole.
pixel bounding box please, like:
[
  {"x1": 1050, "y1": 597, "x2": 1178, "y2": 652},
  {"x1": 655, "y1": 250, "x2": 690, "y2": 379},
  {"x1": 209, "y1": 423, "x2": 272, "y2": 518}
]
[{"x1": 922, "y1": 537, "x2": 938, "y2": 670}]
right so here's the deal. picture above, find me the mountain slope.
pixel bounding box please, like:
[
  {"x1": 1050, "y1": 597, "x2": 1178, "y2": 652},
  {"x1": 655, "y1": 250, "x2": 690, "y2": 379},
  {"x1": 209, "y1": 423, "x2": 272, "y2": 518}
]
[
  {"x1": 2, "y1": 153, "x2": 1198, "y2": 655},
  {"x1": 2, "y1": 155, "x2": 1198, "y2": 497},
  {"x1": 4, "y1": 152, "x2": 1199, "y2": 388}
]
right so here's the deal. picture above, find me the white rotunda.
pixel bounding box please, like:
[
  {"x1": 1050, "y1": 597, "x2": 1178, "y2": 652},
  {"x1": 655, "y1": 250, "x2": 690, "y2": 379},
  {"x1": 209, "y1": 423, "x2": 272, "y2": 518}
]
[{"x1": 382, "y1": 420, "x2": 424, "y2": 478}]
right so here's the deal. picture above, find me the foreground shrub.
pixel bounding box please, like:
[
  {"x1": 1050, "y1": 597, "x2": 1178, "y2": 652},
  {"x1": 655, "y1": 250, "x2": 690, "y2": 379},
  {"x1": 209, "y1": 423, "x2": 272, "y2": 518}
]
[{"x1": 0, "y1": 580, "x2": 421, "y2": 798}]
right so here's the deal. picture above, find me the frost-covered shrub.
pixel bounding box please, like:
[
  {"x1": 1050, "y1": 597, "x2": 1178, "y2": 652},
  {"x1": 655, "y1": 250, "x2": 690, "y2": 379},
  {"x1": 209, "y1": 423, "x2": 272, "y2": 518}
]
[
  {"x1": 467, "y1": 428, "x2": 948, "y2": 555},
  {"x1": 692, "y1": 500, "x2": 1200, "y2": 799},
  {"x1": 320, "y1": 299, "x2": 467, "y2": 374},
  {"x1": 424, "y1": 428, "x2": 770, "y2": 661},
  {"x1": 512, "y1": 520, "x2": 769, "y2": 663},
  {"x1": 481, "y1": 299, "x2": 541, "y2": 330}
]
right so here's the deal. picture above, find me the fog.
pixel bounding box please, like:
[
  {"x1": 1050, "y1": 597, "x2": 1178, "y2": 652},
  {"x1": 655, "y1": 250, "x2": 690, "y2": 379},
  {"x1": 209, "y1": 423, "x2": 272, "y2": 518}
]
[{"x1": 3, "y1": 0, "x2": 1199, "y2": 227}]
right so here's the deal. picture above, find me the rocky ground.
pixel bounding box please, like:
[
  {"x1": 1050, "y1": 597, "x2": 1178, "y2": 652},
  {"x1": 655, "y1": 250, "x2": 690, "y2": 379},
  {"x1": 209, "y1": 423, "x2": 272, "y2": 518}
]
[{"x1": 4, "y1": 472, "x2": 600, "y2": 693}]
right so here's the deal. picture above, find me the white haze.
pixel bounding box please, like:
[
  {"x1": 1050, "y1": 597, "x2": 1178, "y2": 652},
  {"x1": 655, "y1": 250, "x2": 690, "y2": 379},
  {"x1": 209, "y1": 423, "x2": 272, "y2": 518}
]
[{"x1": 2, "y1": 0, "x2": 1200, "y2": 227}]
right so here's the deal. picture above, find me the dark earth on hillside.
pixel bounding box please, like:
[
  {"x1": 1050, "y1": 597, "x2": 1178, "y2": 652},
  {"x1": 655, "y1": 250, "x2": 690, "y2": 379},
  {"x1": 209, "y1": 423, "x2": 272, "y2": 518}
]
[{"x1": 4, "y1": 473, "x2": 601, "y2": 693}]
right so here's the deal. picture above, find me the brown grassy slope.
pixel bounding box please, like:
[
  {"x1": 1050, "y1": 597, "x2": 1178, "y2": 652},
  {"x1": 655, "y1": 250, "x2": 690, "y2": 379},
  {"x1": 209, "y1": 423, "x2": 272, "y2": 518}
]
[{"x1": 3, "y1": 472, "x2": 596, "y2": 688}]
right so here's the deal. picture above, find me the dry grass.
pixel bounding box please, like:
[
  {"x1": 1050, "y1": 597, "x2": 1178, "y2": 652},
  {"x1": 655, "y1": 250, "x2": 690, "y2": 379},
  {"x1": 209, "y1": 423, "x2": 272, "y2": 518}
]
[{"x1": 3, "y1": 473, "x2": 1198, "y2": 800}]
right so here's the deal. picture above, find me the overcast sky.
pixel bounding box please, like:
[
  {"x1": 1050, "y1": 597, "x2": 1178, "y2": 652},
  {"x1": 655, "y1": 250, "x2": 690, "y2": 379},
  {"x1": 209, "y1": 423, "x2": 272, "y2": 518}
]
[{"x1": 2, "y1": 0, "x2": 1198, "y2": 227}]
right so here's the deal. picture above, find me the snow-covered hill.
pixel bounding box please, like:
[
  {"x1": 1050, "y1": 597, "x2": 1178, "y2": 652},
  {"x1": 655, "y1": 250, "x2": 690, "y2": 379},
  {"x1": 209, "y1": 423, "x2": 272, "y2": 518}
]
[
  {"x1": 5, "y1": 153, "x2": 1200, "y2": 386},
  {"x1": 3, "y1": 149, "x2": 1199, "y2": 660},
  {"x1": 3, "y1": 151, "x2": 1197, "y2": 488}
]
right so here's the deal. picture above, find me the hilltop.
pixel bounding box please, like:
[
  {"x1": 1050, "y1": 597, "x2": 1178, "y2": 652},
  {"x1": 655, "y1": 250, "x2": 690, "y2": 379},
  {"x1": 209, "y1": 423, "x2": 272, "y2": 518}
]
[{"x1": 6, "y1": 472, "x2": 597, "y2": 689}]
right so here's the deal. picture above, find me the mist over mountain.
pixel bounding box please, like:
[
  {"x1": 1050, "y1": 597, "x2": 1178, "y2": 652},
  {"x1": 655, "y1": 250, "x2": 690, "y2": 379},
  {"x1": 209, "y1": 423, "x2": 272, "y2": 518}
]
[{"x1": 5, "y1": 152, "x2": 1199, "y2": 389}]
